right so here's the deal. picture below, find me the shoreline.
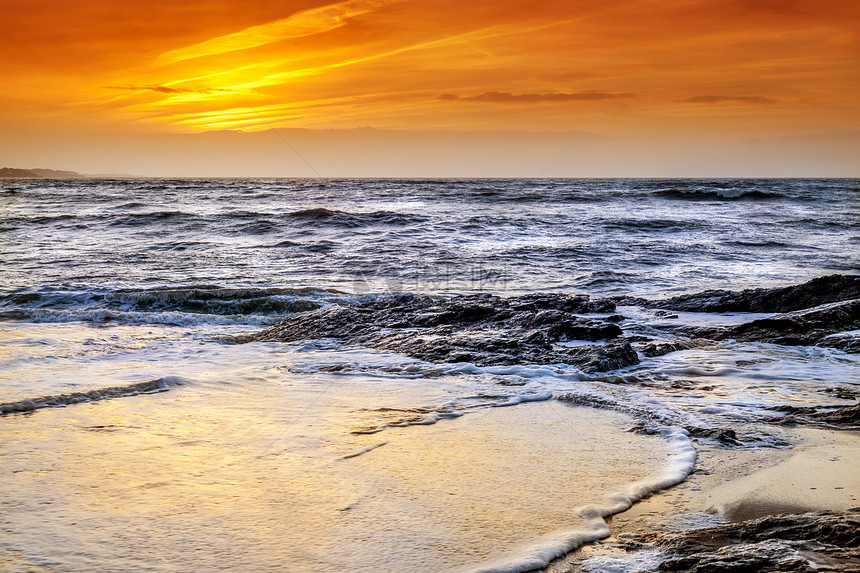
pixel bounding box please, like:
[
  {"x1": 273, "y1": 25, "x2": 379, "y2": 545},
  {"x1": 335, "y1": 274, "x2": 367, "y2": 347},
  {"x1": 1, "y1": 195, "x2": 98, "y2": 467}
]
[{"x1": 544, "y1": 425, "x2": 860, "y2": 571}]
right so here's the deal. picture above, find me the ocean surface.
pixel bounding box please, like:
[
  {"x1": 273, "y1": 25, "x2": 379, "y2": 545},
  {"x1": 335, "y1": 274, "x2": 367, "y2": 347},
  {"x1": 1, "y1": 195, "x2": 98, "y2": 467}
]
[{"x1": 1, "y1": 178, "x2": 858, "y2": 572}]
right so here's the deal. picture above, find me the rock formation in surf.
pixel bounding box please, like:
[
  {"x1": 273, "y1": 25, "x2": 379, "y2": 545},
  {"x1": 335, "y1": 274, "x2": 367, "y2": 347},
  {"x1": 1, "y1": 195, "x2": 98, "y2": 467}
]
[
  {"x1": 246, "y1": 275, "x2": 860, "y2": 373},
  {"x1": 247, "y1": 293, "x2": 640, "y2": 372},
  {"x1": 617, "y1": 509, "x2": 860, "y2": 572}
]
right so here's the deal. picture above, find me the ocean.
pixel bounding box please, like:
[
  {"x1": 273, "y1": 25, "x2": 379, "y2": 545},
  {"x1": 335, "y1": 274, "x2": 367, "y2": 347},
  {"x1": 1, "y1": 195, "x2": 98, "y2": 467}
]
[{"x1": 1, "y1": 178, "x2": 858, "y2": 572}]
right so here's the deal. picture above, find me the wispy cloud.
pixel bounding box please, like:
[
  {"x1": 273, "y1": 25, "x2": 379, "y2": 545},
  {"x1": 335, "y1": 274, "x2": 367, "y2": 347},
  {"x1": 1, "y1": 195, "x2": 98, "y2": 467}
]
[
  {"x1": 143, "y1": 22, "x2": 577, "y2": 108},
  {"x1": 106, "y1": 85, "x2": 230, "y2": 94},
  {"x1": 440, "y1": 91, "x2": 634, "y2": 103},
  {"x1": 156, "y1": 0, "x2": 393, "y2": 66},
  {"x1": 680, "y1": 95, "x2": 777, "y2": 104}
]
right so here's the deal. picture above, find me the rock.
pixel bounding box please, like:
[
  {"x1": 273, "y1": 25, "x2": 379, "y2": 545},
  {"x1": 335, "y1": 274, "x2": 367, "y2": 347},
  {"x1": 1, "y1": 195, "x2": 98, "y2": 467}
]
[
  {"x1": 768, "y1": 401, "x2": 860, "y2": 427},
  {"x1": 685, "y1": 299, "x2": 860, "y2": 347},
  {"x1": 819, "y1": 333, "x2": 860, "y2": 353},
  {"x1": 639, "y1": 341, "x2": 691, "y2": 357},
  {"x1": 687, "y1": 427, "x2": 743, "y2": 446},
  {"x1": 246, "y1": 275, "x2": 860, "y2": 370},
  {"x1": 613, "y1": 274, "x2": 860, "y2": 313},
  {"x1": 248, "y1": 293, "x2": 640, "y2": 372},
  {"x1": 620, "y1": 509, "x2": 860, "y2": 572}
]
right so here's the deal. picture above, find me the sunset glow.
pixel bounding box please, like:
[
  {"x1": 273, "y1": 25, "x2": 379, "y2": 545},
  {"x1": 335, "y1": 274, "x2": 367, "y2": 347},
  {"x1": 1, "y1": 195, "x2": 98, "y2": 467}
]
[{"x1": 2, "y1": 0, "x2": 858, "y2": 175}]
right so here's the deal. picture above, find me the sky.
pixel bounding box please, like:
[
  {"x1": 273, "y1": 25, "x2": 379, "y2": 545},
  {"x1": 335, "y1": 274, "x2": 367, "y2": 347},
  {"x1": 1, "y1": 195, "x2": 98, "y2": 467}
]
[{"x1": 1, "y1": 0, "x2": 858, "y2": 177}]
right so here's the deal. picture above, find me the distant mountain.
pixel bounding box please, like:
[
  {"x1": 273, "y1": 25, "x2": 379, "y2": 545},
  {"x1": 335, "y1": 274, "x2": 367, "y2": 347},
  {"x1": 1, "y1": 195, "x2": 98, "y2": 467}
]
[{"x1": 0, "y1": 167, "x2": 84, "y2": 178}]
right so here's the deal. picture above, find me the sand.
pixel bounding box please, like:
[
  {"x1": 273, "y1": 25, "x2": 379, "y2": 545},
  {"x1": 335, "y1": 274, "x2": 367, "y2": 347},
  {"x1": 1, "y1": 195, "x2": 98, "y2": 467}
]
[{"x1": 544, "y1": 425, "x2": 860, "y2": 572}]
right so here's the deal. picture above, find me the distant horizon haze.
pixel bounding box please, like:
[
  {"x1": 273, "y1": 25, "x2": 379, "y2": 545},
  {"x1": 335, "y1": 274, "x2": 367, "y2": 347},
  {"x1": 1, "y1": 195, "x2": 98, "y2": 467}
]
[{"x1": 2, "y1": 127, "x2": 858, "y2": 178}]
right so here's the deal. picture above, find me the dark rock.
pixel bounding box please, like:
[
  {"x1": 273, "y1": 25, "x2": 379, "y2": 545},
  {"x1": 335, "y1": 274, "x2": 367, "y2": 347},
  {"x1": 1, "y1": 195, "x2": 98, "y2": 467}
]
[
  {"x1": 823, "y1": 387, "x2": 859, "y2": 401},
  {"x1": 509, "y1": 293, "x2": 616, "y2": 314},
  {"x1": 685, "y1": 299, "x2": 860, "y2": 347},
  {"x1": 687, "y1": 427, "x2": 743, "y2": 446},
  {"x1": 640, "y1": 341, "x2": 691, "y2": 357},
  {"x1": 613, "y1": 274, "x2": 860, "y2": 313},
  {"x1": 767, "y1": 402, "x2": 860, "y2": 427},
  {"x1": 247, "y1": 293, "x2": 639, "y2": 372},
  {"x1": 819, "y1": 333, "x2": 860, "y2": 354},
  {"x1": 620, "y1": 509, "x2": 860, "y2": 573}
]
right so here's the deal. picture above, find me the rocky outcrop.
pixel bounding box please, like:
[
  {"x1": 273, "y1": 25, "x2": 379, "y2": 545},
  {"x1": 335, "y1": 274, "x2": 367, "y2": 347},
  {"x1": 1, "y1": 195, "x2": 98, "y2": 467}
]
[
  {"x1": 615, "y1": 274, "x2": 860, "y2": 313},
  {"x1": 246, "y1": 293, "x2": 640, "y2": 372},
  {"x1": 244, "y1": 275, "x2": 860, "y2": 369},
  {"x1": 619, "y1": 509, "x2": 860, "y2": 572},
  {"x1": 768, "y1": 401, "x2": 860, "y2": 427},
  {"x1": 640, "y1": 341, "x2": 692, "y2": 357},
  {"x1": 683, "y1": 298, "x2": 860, "y2": 349},
  {"x1": 819, "y1": 333, "x2": 860, "y2": 353}
]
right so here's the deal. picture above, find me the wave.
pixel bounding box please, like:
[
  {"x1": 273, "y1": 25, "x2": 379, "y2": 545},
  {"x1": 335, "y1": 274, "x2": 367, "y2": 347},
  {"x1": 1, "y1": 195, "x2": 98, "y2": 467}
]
[
  {"x1": 0, "y1": 376, "x2": 187, "y2": 415},
  {"x1": 0, "y1": 307, "x2": 287, "y2": 326},
  {"x1": 601, "y1": 218, "x2": 705, "y2": 232},
  {"x1": 107, "y1": 211, "x2": 203, "y2": 227},
  {"x1": 655, "y1": 188, "x2": 784, "y2": 201},
  {"x1": 0, "y1": 285, "x2": 342, "y2": 325},
  {"x1": 112, "y1": 202, "x2": 149, "y2": 209},
  {"x1": 575, "y1": 270, "x2": 645, "y2": 288},
  {"x1": 726, "y1": 239, "x2": 798, "y2": 249},
  {"x1": 285, "y1": 207, "x2": 427, "y2": 227},
  {"x1": 459, "y1": 414, "x2": 696, "y2": 573},
  {"x1": 2, "y1": 211, "x2": 204, "y2": 230}
]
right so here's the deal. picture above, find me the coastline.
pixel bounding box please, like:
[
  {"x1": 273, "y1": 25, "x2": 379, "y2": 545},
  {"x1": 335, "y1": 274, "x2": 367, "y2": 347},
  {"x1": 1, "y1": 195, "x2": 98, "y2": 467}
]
[{"x1": 544, "y1": 425, "x2": 860, "y2": 571}]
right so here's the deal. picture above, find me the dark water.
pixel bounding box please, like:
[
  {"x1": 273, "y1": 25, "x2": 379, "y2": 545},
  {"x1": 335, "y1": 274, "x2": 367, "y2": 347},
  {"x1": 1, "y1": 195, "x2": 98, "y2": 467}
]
[{"x1": 1, "y1": 178, "x2": 857, "y2": 324}]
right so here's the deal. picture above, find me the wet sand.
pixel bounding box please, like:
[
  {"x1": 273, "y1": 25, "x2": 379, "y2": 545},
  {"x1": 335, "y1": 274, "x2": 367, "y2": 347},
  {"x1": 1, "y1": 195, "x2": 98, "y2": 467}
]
[{"x1": 544, "y1": 425, "x2": 860, "y2": 572}]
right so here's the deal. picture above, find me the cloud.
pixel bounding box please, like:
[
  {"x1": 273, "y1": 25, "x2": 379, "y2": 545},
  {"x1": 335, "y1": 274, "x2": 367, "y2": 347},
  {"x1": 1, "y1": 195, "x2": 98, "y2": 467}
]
[
  {"x1": 105, "y1": 85, "x2": 228, "y2": 94},
  {"x1": 155, "y1": 0, "x2": 392, "y2": 66},
  {"x1": 439, "y1": 91, "x2": 634, "y2": 103},
  {"x1": 680, "y1": 95, "x2": 777, "y2": 104}
]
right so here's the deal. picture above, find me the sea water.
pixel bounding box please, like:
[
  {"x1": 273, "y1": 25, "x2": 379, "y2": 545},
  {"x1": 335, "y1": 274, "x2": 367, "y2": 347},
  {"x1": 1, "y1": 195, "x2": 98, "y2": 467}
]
[{"x1": 1, "y1": 178, "x2": 858, "y2": 571}]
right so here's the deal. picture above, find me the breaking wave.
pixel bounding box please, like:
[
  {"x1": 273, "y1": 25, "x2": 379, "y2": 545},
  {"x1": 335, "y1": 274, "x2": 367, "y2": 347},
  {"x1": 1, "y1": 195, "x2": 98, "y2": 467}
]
[
  {"x1": 654, "y1": 188, "x2": 784, "y2": 200},
  {"x1": 285, "y1": 207, "x2": 428, "y2": 227},
  {"x1": 0, "y1": 376, "x2": 188, "y2": 415},
  {"x1": 0, "y1": 285, "x2": 342, "y2": 325}
]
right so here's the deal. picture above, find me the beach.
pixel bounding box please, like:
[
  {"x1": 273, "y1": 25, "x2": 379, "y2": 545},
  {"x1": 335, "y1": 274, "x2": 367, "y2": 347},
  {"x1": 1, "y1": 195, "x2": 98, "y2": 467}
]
[
  {"x1": 549, "y1": 424, "x2": 860, "y2": 571},
  {"x1": 1, "y1": 177, "x2": 858, "y2": 572}
]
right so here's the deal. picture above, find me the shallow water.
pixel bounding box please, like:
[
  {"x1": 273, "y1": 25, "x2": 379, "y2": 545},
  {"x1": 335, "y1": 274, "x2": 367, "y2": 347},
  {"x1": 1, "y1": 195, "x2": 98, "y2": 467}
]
[{"x1": 1, "y1": 355, "x2": 684, "y2": 572}]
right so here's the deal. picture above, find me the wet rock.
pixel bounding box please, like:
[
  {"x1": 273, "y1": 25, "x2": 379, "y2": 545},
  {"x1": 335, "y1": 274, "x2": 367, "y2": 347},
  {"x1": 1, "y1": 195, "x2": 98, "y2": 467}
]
[
  {"x1": 622, "y1": 509, "x2": 860, "y2": 572},
  {"x1": 249, "y1": 293, "x2": 639, "y2": 372},
  {"x1": 816, "y1": 402, "x2": 860, "y2": 425},
  {"x1": 767, "y1": 401, "x2": 860, "y2": 427},
  {"x1": 639, "y1": 341, "x2": 691, "y2": 357},
  {"x1": 819, "y1": 333, "x2": 860, "y2": 353},
  {"x1": 823, "y1": 387, "x2": 859, "y2": 401},
  {"x1": 613, "y1": 274, "x2": 860, "y2": 313},
  {"x1": 682, "y1": 299, "x2": 860, "y2": 348},
  {"x1": 687, "y1": 427, "x2": 743, "y2": 446}
]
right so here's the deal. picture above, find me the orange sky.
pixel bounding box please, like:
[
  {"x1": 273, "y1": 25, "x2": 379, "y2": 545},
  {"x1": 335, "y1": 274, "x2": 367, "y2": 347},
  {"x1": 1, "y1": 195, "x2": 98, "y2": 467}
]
[{"x1": 1, "y1": 0, "x2": 858, "y2": 176}]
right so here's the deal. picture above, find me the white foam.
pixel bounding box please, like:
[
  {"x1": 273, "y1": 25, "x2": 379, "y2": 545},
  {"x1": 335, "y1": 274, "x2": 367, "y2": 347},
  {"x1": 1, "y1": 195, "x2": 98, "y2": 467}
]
[
  {"x1": 341, "y1": 441, "x2": 387, "y2": 460},
  {"x1": 6, "y1": 307, "x2": 280, "y2": 326},
  {"x1": 456, "y1": 426, "x2": 697, "y2": 573},
  {"x1": 580, "y1": 549, "x2": 667, "y2": 573}
]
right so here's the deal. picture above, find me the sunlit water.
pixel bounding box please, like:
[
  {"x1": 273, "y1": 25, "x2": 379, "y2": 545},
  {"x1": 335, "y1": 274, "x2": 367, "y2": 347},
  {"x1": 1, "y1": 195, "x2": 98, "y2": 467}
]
[{"x1": 1, "y1": 178, "x2": 858, "y2": 571}]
